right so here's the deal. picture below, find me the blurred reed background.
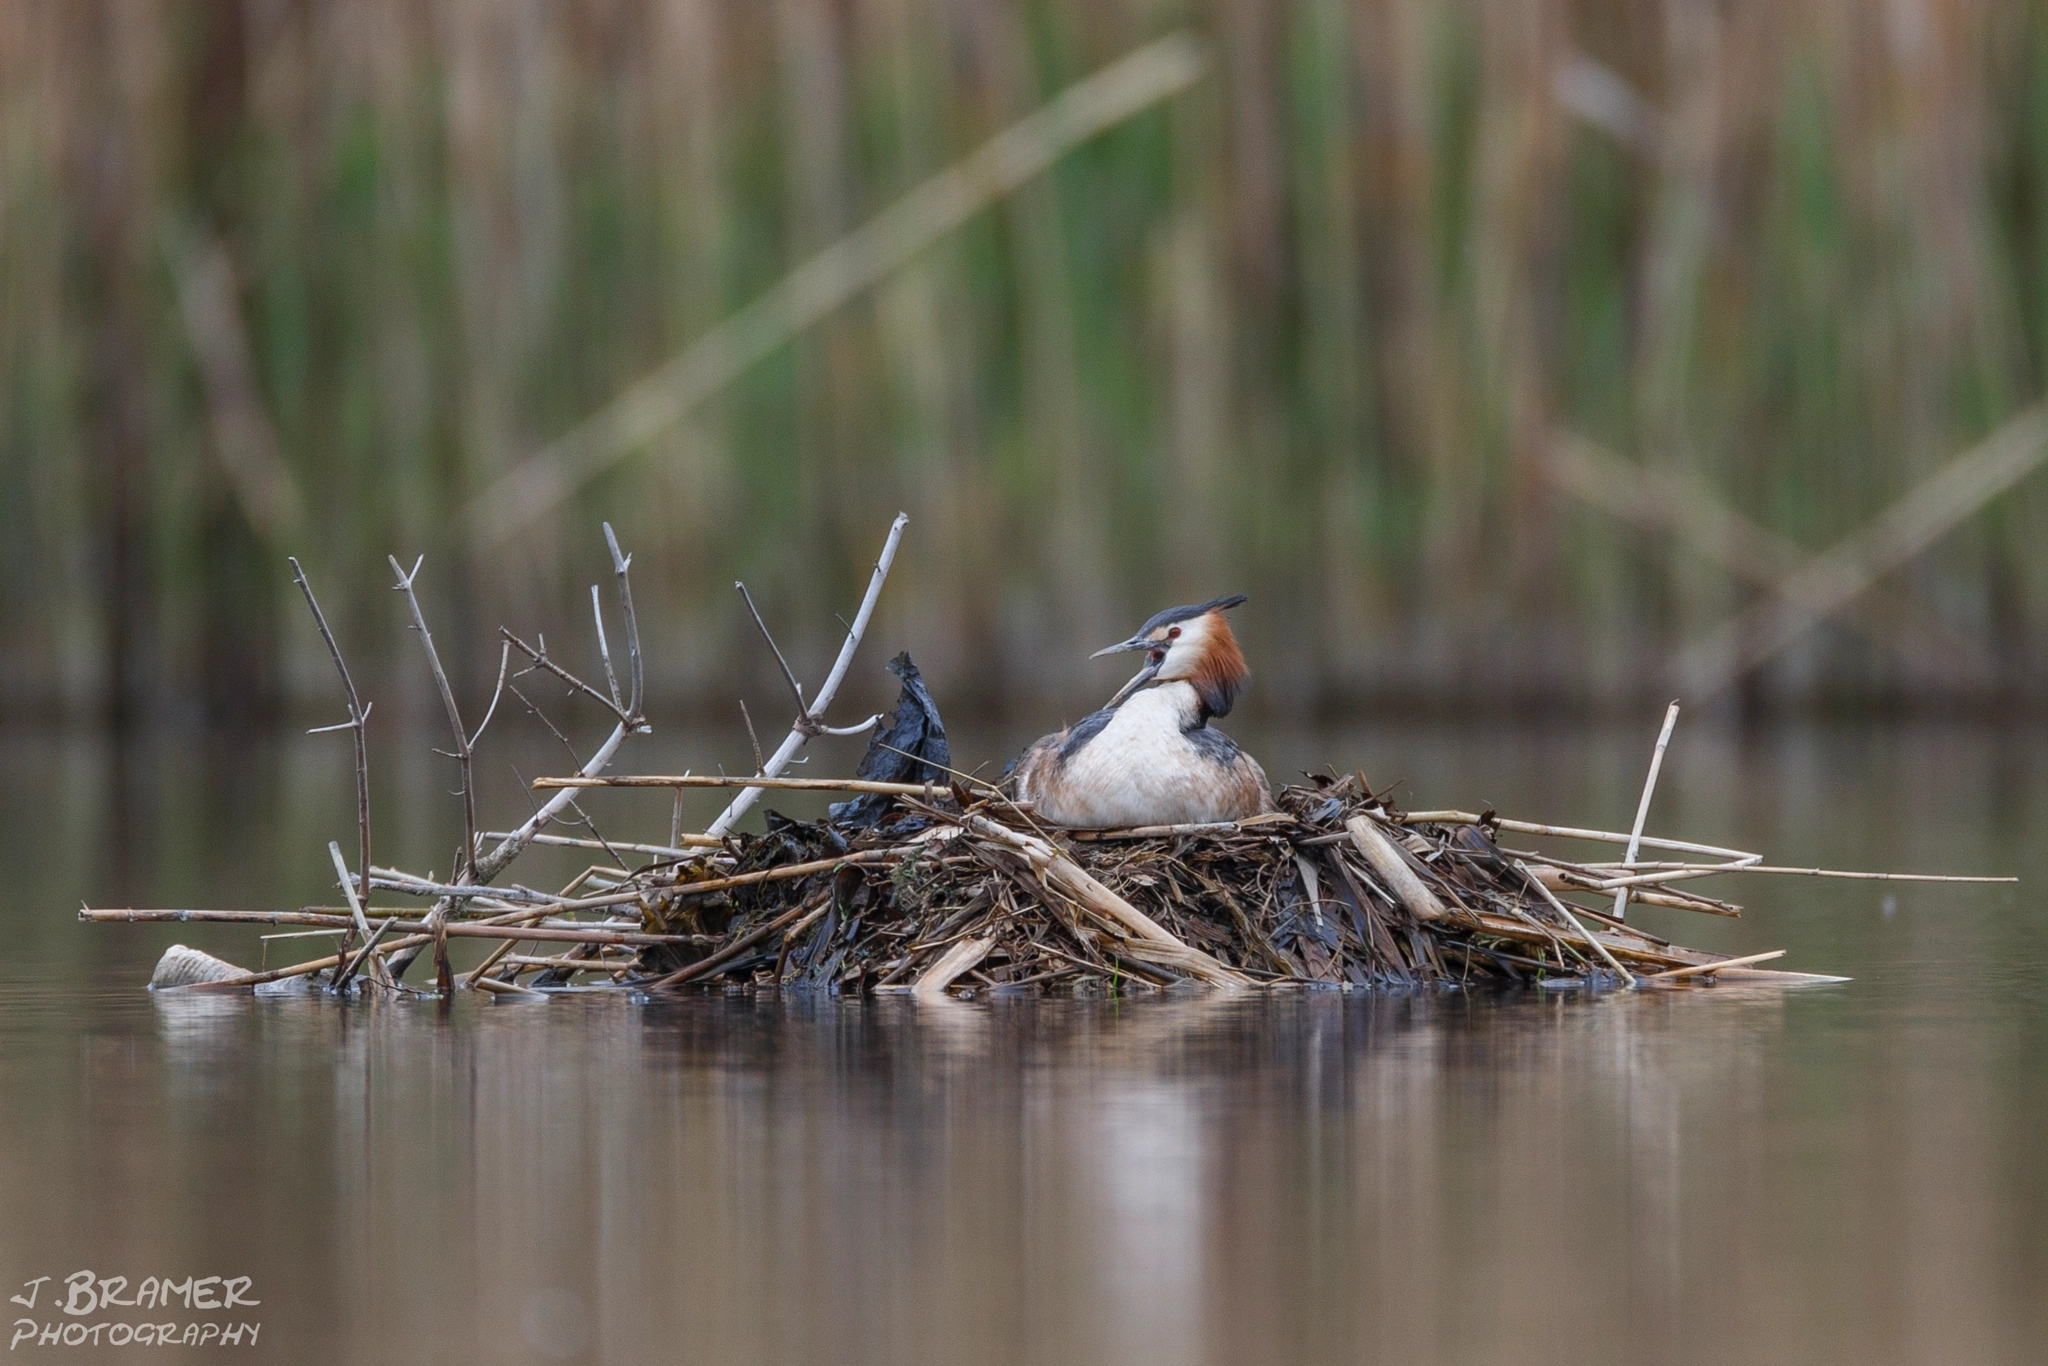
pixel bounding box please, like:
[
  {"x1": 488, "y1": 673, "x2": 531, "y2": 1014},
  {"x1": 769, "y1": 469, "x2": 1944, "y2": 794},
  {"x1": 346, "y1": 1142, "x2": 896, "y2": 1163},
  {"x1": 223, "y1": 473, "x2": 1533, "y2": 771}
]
[{"x1": 6, "y1": 0, "x2": 2048, "y2": 727}]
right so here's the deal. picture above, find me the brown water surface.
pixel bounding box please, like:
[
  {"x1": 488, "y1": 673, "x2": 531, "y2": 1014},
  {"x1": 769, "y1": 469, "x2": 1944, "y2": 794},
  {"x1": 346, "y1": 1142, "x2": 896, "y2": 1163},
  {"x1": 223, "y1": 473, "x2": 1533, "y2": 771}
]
[{"x1": 1, "y1": 720, "x2": 2044, "y2": 1364}]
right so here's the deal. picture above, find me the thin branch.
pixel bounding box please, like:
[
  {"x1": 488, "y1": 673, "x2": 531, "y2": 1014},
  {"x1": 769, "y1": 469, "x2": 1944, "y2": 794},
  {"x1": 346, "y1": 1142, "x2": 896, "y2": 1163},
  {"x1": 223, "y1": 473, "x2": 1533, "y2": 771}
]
[
  {"x1": 470, "y1": 642, "x2": 512, "y2": 748},
  {"x1": 389, "y1": 554, "x2": 480, "y2": 888},
  {"x1": 502, "y1": 683, "x2": 632, "y2": 871},
  {"x1": 739, "y1": 700, "x2": 765, "y2": 773},
  {"x1": 328, "y1": 840, "x2": 391, "y2": 991},
  {"x1": 501, "y1": 627, "x2": 634, "y2": 726},
  {"x1": 603, "y1": 522, "x2": 644, "y2": 720},
  {"x1": 707, "y1": 512, "x2": 909, "y2": 838},
  {"x1": 291, "y1": 559, "x2": 371, "y2": 906},
  {"x1": 1589, "y1": 864, "x2": 2015, "y2": 889},
  {"x1": 592, "y1": 584, "x2": 622, "y2": 712},
  {"x1": 737, "y1": 580, "x2": 809, "y2": 718},
  {"x1": 471, "y1": 528, "x2": 649, "y2": 884}
]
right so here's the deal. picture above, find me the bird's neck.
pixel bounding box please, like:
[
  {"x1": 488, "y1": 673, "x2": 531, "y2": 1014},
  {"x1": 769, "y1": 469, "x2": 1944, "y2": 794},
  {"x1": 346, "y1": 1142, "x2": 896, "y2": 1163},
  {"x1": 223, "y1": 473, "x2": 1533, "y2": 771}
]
[
  {"x1": 1125, "y1": 678, "x2": 1207, "y2": 729},
  {"x1": 1154, "y1": 661, "x2": 1244, "y2": 721}
]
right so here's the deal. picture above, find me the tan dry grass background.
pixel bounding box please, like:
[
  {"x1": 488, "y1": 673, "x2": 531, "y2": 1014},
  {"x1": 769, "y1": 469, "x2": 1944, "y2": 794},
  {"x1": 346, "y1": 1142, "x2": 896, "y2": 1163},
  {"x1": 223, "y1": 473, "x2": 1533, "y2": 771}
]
[{"x1": 5, "y1": 0, "x2": 2048, "y2": 722}]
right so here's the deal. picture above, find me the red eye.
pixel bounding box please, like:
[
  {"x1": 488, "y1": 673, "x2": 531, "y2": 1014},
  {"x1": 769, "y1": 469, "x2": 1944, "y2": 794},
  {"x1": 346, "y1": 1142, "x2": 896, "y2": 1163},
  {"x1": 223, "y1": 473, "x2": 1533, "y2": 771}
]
[{"x1": 1167, "y1": 627, "x2": 1181, "y2": 639}]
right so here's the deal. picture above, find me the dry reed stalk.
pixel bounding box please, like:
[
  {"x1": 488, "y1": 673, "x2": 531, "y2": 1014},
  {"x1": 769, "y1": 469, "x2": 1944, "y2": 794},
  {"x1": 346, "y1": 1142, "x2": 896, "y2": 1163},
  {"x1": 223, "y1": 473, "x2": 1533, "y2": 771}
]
[
  {"x1": 1677, "y1": 404, "x2": 2048, "y2": 698},
  {"x1": 1612, "y1": 701, "x2": 1681, "y2": 922},
  {"x1": 1641, "y1": 950, "x2": 1786, "y2": 981},
  {"x1": 537, "y1": 774, "x2": 940, "y2": 797},
  {"x1": 473, "y1": 977, "x2": 546, "y2": 999},
  {"x1": 911, "y1": 937, "x2": 995, "y2": 999},
  {"x1": 1394, "y1": 812, "x2": 1759, "y2": 862},
  {"x1": 462, "y1": 37, "x2": 1208, "y2": 541},
  {"x1": 83, "y1": 908, "x2": 696, "y2": 947},
  {"x1": 1531, "y1": 865, "x2": 1743, "y2": 916},
  {"x1": 1344, "y1": 815, "x2": 1446, "y2": 922},
  {"x1": 1545, "y1": 431, "x2": 1997, "y2": 682},
  {"x1": 1590, "y1": 865, "x2": 2016, "y2": 890},
  {"x1": 481, "y1": 831, "x2": 722, "y2": 856}
]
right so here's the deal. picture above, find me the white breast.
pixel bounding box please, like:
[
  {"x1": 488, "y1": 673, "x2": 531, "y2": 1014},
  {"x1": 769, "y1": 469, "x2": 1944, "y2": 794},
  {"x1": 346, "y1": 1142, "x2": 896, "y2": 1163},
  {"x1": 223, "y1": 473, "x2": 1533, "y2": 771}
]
[{"x1": 1030, "y1": 683, "x2": 1264, "y2": 828}]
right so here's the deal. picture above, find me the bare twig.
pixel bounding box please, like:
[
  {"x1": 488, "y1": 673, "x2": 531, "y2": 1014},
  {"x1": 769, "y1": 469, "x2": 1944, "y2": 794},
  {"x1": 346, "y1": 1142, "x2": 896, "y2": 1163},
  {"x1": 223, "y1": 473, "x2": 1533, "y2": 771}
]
[
  {"x1": 500, "y1": 683, "x2": 634, "y2": 873},
  {"x1": 501, "y1": 628, "x2": 634, "y2": 727},
  {"x1": 657, "y1": 850, "x2": 896, "y2": 901},
  {"x1": 592, "y1": 585, "x2": 622, "y2": 712},
  {"x1": 1613, "y1": 701, "x2": 1680, "y2": 922},
  {"x1": 329, "y1": 841, "x2": 373, "y2": 941},
  {"x1": 602, "y1": 522, "x2": 644, "y2": 719},
  {"x1": 292, "y1": 560, "x2": 371, "y2": 906},
  {"x1": 739, "y1": 700, "x2": 765, "y2": 773},
  {"x1": 327, "y1": 841, "x2": 393, "y2": 991},
  {"x1": 705, "y1": 513, "x2": 909, "y2": 837},
  {"x1": 389, "y1": 555, "x2": 484, "y2": 883},
  {"x1": 389, "y1": 555, "x2": 516, "y2": 992},
  {"x1": 737, "y1": 580, "x2": 808, "y2": 716},
  {"x1": 471, "y1": 529, "x2": 650, "y2": 885}
]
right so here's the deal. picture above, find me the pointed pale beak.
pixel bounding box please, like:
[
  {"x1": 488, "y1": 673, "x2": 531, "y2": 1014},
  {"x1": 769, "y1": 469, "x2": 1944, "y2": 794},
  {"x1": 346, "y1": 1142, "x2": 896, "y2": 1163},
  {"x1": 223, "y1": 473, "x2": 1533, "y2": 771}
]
[{"x1": 1091, "y1": 635, "x2": 1152, "y2": 659}]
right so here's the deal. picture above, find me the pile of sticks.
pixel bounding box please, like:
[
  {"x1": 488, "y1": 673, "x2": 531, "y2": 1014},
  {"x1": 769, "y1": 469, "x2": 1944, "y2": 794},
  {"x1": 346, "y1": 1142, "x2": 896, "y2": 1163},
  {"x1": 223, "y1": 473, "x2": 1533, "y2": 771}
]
[{"x1": 86, "y1": 516, "x2": 2010, "y2": 999}]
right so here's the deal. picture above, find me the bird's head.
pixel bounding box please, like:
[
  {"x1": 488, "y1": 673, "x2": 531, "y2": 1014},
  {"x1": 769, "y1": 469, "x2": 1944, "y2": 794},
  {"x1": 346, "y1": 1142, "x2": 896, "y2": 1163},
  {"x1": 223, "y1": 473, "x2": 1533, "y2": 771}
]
[{"x1": 1092, "y1": 594, "x2": 1250, "y2": 717}]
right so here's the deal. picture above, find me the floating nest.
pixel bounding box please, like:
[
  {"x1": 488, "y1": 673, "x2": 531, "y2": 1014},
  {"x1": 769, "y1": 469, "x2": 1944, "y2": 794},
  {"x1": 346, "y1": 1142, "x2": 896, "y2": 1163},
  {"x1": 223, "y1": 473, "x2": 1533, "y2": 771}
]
[
  {"x1": 608, "y1": 776, "x2": 1774, "y2": 998},
  {"x1": 97, "y1": 520, "x2": 1999, "y2": 998}
]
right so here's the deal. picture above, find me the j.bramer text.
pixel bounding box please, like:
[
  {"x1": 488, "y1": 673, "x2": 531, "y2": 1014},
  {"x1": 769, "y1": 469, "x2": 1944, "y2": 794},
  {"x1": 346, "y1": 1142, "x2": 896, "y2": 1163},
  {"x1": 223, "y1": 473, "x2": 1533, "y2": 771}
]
[{"x1": 11, "y1": 1272, "x2": 259, "y2": 1349}]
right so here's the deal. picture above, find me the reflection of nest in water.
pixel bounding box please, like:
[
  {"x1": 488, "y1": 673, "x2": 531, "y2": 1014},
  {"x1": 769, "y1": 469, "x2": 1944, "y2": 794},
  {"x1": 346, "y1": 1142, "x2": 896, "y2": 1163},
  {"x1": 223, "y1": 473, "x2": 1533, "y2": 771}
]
[{"x1": 624, "y1": 776, "x2": 1758, "y2": 998}]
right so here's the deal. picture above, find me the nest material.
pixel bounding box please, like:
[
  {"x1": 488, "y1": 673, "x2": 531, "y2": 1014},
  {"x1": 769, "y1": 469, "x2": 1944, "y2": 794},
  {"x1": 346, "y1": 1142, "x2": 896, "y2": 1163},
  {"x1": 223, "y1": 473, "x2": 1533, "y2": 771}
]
[{"x1": 619, "y1": 777, "x2": 1734, "y2": 997}]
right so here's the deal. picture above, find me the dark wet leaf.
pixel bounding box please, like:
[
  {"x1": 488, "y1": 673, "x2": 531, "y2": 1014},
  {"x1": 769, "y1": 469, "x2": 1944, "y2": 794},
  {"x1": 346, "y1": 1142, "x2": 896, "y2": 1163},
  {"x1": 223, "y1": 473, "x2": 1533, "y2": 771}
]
[{"x1": 829, "y1": 652, "x2": 951, "y2": 828}]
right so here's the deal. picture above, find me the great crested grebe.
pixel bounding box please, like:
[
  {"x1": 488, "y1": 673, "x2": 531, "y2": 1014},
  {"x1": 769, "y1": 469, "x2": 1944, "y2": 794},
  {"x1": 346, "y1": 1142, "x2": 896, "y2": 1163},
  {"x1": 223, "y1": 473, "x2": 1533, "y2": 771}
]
[{"x1": 1010, "y1": 595, "x2": 1273, "y2": 828}]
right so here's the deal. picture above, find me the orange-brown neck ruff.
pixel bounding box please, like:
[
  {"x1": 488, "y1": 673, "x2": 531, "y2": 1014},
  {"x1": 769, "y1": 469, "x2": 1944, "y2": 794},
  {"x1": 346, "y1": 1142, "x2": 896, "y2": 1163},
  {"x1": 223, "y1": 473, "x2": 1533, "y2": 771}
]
[{"x1": 1185, "y1": 611, "x2": 1248, "y2": 719}]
